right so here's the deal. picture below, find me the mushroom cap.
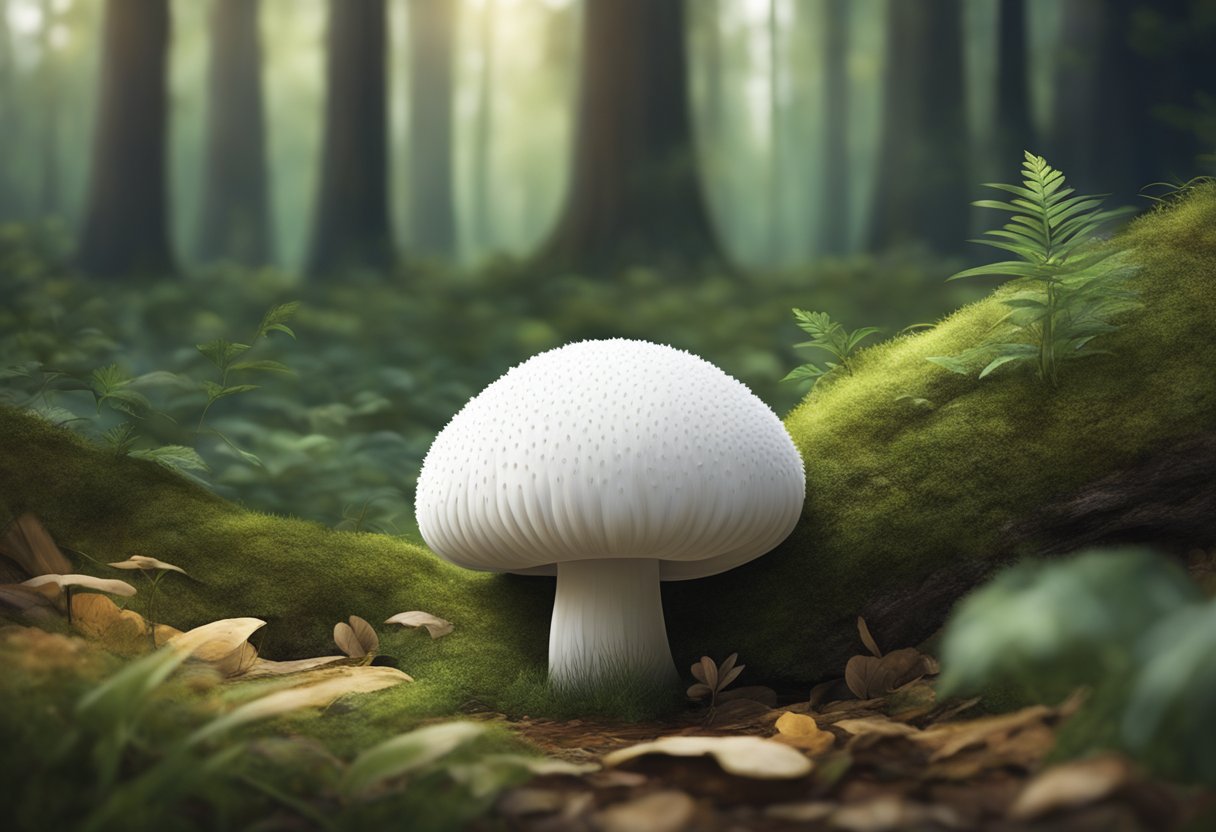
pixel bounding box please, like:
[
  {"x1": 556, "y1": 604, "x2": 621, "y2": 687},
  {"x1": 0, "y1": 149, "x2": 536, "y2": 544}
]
[{"x1": 415, "y1": 339, "x2": 805, "y2": 580}]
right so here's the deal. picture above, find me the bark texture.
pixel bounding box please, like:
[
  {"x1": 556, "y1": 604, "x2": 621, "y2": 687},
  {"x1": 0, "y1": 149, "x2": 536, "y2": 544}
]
[
  {"x1": 308, "y1": 0, "x2": 393, "y2": 276},
  {"x1": 197, "y1": 0, "x2": 273, "y2": 265},
  {"x1": 537, "y1": 0, "x2": 720, "y2": 273},
  {"x1": 76, "y1": 0, "x2": 174, "y2": 277}
]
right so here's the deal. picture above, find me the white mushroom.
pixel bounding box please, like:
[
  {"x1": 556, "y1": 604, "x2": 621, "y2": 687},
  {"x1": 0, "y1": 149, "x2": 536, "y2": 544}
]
[{"x1": 415, "y1": 339, "x2": 805, "y2": 689}]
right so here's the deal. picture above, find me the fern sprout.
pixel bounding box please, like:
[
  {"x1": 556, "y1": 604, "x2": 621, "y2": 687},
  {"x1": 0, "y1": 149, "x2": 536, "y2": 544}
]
[{"x1": 930, "y1": 152, "x2": 1139, "y2": 386}]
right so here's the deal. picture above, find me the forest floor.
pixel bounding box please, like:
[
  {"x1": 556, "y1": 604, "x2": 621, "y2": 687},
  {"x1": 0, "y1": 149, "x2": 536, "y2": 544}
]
[{"x1": 473, "y1": 682, "x2": 1210, "y2": 831}]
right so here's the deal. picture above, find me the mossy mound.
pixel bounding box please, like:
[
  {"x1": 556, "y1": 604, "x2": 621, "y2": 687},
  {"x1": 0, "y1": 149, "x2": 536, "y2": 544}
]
[
  {"x1": 0, "y1": 411, "x2": 552, "y2": 717},
  {"x1": 2, "y1": 187, "x2": 1215, "y2": 706},
  {"x1": 664, "y1": 184, "x2": 1216, "y2": 685}
]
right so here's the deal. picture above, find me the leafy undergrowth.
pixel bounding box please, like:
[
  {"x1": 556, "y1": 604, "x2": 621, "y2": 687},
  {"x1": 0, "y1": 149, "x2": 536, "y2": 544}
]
[{"x1": 0, "y1": 225, "x2": 977, "y2": 537}]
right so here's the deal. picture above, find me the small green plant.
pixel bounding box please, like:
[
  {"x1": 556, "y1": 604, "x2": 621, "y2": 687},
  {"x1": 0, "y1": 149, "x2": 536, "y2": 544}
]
[
  {"x1": 194, "y1": 301, "x2": 299, "y2": 466},
  {"x1": 782, "y1": 310, "x2": 880, "y2": 388},
  {"x1": 929, "y1": 152, "x2": 1138, "y2": 386}
]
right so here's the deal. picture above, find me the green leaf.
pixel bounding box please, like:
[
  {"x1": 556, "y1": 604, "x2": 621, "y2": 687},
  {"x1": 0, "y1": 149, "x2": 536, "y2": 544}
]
[
  {"x1": 131, "y1": 445, "x2": 210, "y2": 474},
  {"x1": 229, "y1": 360, "x2": 293, "y2": 375},
  {"x1": 203, "y1": 381, "x2": 259, "y2": 404},
  {"x1": 196, "y1": 339, "x2": 251, "y2": 370},
  {"x1": 342, "y1": 722, "x2": 488, "y2": 797},
  {"x1": 209, "y1": 430, "x2": 263, "y2": 467},
  {"x1": 781, "y1": 364, "x2": 826, "y2": 383},
  {"x1": 257, "y1": 301, "x2": 301, "y2": 340}
]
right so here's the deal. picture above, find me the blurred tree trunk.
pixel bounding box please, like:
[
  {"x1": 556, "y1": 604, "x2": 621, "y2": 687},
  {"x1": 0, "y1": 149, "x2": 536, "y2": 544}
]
[
  {"x1": 867, "y1": 0, "x2": 968, "y2": 253},
  {"x1": 992, "y1": 0, "x2": 1034, "y2": 176},
  {"x1": 1095, "y1": 1, "x2": 1210, "y2": 200},
  {"x1": 470, "y1": 0, "x2": 494, "y2": 255},
  {"x1": 408, "y1": 0, "x2": 458, "y2": 259},
  {"x1": 308, "y1": 0, "x2": 393, "y2": 276},
  {"x1": 767, "y1": 0, "x2": 782, "y2": 263},
  {"x1": 537, "y1": 0, "x2": 720, "y2": 273},
  {"x1": 197, "y1": 0, "x2": 273, "y2": 266},
  {"x1": 1044, "y1": 0, "x2": 1104, "y2": 190},
  {"x1": 76, "y1": 0, "x2": 174, "y2": 277},
  {"x1": 37, "y1": 0, "x2": 60, "y2": 218},
  {"x1": 0, "y1": 0, "x2": 18, "y2": 219},
  {"x1": 816, "y1": 0, "x2": 849, "y2": 256}
]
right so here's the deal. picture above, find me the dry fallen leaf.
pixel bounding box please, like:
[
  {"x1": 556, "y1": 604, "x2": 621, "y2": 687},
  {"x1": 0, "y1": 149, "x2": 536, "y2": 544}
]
[
  {"x1": 169, "y1": 617, "x2": 265, "y2": 677},
  {"x1": 831, "y1": 795, "x2": 963, "y2": 832},
  {"x1": 718, "y1": 685, "x2": 778, "y2": 707},
  {"x1": 603, "y1": 735, "x2": 813, "y2": 780},
  {"x1": 834, "y1": 717, "x2": 921, "y2": 738},
  {"x1": 1007, "y1": 754, "x2": 1133, "y2": 820},
  {"x1": 70, "y1": 593, "x2": 153, "y2": 651},
  {"x1": 0, "y1": 584, "x2": 58, "y2": 623},
  {"x1": 858, "y1": 616, "x2": 883, "y2": 658},
  {"x1": 384, "y1": 610, "x2": 454, "y2": 639},
  {"x1": 845, "y1": 648, "x2": 931, "y2": 699},
  {"x1": 22, "y1": 573, "x2": 137, "y2": 597},
  {"x1": 189, "y1": 665, "x2": 412, "y2": 744},
  {"x1": 334, "y1": 615, "x2": 379, "y2": 658},
  {"x1": 108, "y1": 555, "x2": 189, "y2": 576},
  {"x1": 915, "y1": 705, "x2": 1052, "y2": 762},
  {"x1": 773, "y1": 711, "x2": 836, "y2": 754},
  {"x1": 239, "y1": 655, "x2": 349, "y2": 678},
  {"x1": 594, "y1": 790, "x2": 696, "y2": 832},
  {"x1": 0, "y1": 514, "x2": 72, "y2": 577}
]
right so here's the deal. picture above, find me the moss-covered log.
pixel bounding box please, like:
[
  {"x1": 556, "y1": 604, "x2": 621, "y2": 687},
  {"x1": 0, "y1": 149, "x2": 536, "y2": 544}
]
[
  {"x1": 665, "y1": 185, "x2": 1216, "y2": 686},
  {"x1": 2, "y1": 187, "x2": 1215, "y2": 700}
]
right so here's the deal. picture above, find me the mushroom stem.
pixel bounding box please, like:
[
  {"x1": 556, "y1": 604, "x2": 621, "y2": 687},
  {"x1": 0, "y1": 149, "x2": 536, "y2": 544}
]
[{"x1": 549, "y1": 558, "x2": 677, "y2": 689}]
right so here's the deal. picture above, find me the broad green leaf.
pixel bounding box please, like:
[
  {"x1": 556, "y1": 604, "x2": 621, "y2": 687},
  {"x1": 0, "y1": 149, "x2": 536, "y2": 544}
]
[
  {"x1": 342, "y1": 721, "x2": 488, "y2": 796},
  {"x1": 131, "y1": 445, "x2": 210, "y2": 474},
  {"x1": 229, "y1": 360, "x2": 293, "y2": 375}
]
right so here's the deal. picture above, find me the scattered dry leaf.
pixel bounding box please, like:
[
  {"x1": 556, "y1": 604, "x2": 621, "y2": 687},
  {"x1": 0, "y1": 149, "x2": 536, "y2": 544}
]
[
  {"x1": 773, "y1": 712, "x2": 835, "y2": 754},
  {"x1": 70, "y1": 593, "x2": 151, "y2": 651},
  {"x1": 108, "y1": 555, "x2": 188, "y2": 576},
  {"x1": 603, "y1": 736, "x2": 813, "y2": 780},
  {"x1": 384, "y1": 610, "x2": 454, "y2": 639},
  {"x1": 594, "y1": 790, "x2": 696, "y2": 832},
  {"x1": 22, "y1": 573, "x2": 137, "y2": 597},
  {"x1": 334, "y1": 615, "x2": 379, "y2": 658},
  {"x1": 1008, "y1": 754, "x2": 1133, "y2": 820},
  {"x1": 831, "y1": 795, "x2": 963, "y2": 832},
  {"x1": 858, "y1": 616, "x2": 883, "y2": 657},
  {"x1": 239, "y1": 655, "x2": 348, "y2": 678},
  {"x1": 190, "y1": 665, "x2": 412, "y2": 744},
  {"x1": 845, "y1": 648, "x2": 931, "y2": 699},
  {"x1": 0, "y1": 514, "x2": 72, "y2": 576},
  {"x1": 169, "y1": 617, "x2": 265, "y2": 677},
  {"x1": 0, "y1": 584, "x2": 58, "y2": 623},
  {"x1": 834, "y1": 717, "x2": 920, "y2": 738}
]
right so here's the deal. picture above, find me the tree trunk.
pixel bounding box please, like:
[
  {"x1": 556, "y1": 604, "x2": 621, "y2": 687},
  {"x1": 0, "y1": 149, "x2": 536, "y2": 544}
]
[
  {"x1": 767, "y1": 0, "x2": 782, "y2": 264},
  {"x1": 0, "y1": 0, "x2": 19, "y2": 220},
  {"x1": 37, "y1": 0, "x2": 60, "y2": 218},
  {"x1": 197, "y1": 0, "x2": 273, "y2": 266},
  {"x1": 992, "y1": 0, "x2": 1034, "y2": 177},
  {"x1": 470, "y1": 0, "x2": 494, "y2": 255},
  {"x1": 408, "y1": 0, "x2": 459, "y2": 260},
  {"x1": 75, "y1": 0, "x2": 174, "y2": 278},
  {"x1": 536, "y1": 0, "x2": 720, "y2": 273},
  {"x1": 1044, "y1": 0, "x2": 1104, "y2": 191},
  {"x1": 816, "y1": 0, "x2": 850, "y2": 256},
  {"x1": 307, "y1": 0, "x2": 393, "y2": 277},
  {"x1": 867, "y1": 0, "x2": 968, "y2": 253}
]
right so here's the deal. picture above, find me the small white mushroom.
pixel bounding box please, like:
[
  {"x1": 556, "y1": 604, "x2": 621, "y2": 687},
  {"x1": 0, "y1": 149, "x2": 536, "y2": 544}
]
[{"x1": 415, "y1": 339, "x2": 805, "y2": 689}]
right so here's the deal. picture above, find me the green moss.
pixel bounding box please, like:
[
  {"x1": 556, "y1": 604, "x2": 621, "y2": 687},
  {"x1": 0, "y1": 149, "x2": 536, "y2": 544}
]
[
  {"x1": 665, "y1": 185, "x2": 1216, "y2": 683},
  {"x1": 3, "y1": 187, "x2": 1216, "y2": 709},
  {"x1": 0, "y1": 408, "x2": 553, "y2": 721}
]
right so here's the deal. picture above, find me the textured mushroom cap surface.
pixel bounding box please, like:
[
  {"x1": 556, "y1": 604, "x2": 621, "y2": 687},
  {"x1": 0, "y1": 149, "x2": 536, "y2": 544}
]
[{"x1": 415, "y1": 339, "x2": 805, "y2": 580}]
